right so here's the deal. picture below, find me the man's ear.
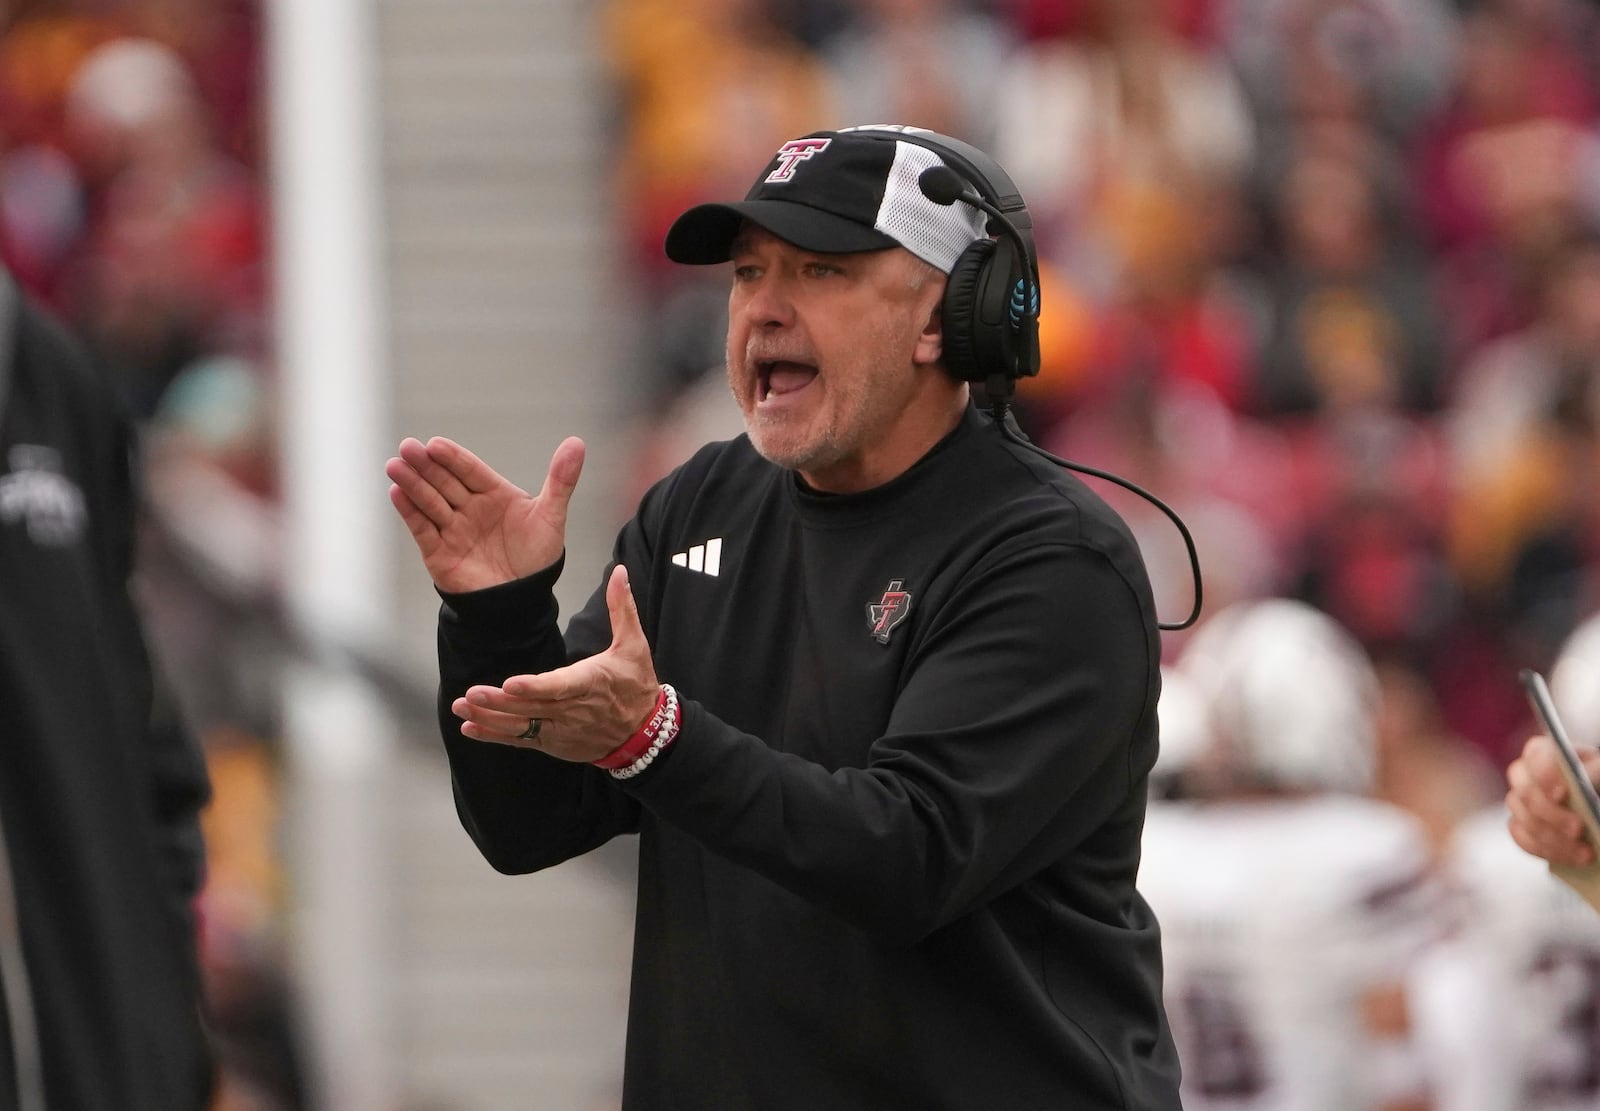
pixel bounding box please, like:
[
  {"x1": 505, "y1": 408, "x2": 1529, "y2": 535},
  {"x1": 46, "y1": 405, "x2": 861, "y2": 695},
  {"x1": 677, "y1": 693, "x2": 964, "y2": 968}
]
[{"x1": 913, "y1": 306, "x2": 944, "y2": 367}]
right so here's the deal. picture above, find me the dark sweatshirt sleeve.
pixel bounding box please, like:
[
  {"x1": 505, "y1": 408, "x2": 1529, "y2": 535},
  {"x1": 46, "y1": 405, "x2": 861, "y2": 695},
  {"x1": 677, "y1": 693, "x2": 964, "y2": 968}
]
[
  {"x1": 143, "y1": 678, "x2": 211, "y2": 917},
  {"x1": 616, "y1": 540, "x2": 1156, "y2": 943},
  {"x1": 94, "y1": 357, "x2": 212, "y2": 922},
  {"x1": 434, "y1": 462, "x2": 692, "y2": 873},
  {"x1": 435, "y1": 557, "x2": 643, "y2": 873}
]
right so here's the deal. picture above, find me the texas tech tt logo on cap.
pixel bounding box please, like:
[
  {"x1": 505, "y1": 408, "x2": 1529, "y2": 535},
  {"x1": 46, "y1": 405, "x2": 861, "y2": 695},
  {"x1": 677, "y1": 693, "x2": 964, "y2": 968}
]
[{"x1": 765, "y1": 138, "x2": 831, "y2": 183}]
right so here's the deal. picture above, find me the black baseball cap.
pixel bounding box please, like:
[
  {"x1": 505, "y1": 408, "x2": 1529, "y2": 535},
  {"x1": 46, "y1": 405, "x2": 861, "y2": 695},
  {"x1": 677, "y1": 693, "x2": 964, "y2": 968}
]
[{"x1": 664, "y1": 126, "x2": 988, "y2": 274}]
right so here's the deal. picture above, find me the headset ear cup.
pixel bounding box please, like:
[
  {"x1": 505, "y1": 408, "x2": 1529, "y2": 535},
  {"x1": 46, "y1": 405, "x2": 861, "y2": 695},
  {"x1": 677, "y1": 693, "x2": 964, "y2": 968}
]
[
  {"x1": 976, "y1": 236, "x2": 1025, "y2": 381},
  {"x1": 940, "y1": 238, "x2": 995, "y2": 383}
]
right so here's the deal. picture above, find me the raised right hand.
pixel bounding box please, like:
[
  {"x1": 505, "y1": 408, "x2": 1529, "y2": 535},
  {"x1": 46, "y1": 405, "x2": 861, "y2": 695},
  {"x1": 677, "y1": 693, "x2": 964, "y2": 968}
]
[
  {"x1": 386, "y1": 435, "x2": 585, "y2": 593},
  {"x1": 1506, "y1": 733, "x2": 1600, "y2": 867}
]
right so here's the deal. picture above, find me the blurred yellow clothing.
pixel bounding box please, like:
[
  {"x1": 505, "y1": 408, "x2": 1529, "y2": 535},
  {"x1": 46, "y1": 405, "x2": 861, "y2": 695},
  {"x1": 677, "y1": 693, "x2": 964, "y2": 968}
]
[
  {"x1": 1016, "y1": 257, "x2": 1094, "y2": 410},
  {"x1": 0, "y1": 14, "x2": 120, "y2": 132},
  {"x1": 200, "y1": 732, "x2": 285, "y2": 934},
  {"x1": 1449, "y1": 430, "x2": 1593, "y2": 593},
  {"x1": 603, "y1": 0, "x2": 836, "y2": 254}
]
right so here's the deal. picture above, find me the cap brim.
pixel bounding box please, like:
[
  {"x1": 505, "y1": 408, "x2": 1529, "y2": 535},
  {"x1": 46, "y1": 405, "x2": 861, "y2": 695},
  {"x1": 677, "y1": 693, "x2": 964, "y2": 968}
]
[{"x1": 665, "y1": 200, "x2": 899, "y2": 264}]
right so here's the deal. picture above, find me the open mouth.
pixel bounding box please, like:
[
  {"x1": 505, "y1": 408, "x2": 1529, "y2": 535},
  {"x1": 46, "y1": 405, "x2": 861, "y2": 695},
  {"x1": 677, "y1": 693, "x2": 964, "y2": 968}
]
[{"x1": 758, "y1": 360, "x2": 819, "y2": 402}]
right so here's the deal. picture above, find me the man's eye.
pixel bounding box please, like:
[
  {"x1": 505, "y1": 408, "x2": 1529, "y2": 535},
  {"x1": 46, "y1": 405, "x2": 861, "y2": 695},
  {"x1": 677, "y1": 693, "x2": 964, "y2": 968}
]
[{"x1": 804, "y1": 263, "x2": 840, "y2": 278}]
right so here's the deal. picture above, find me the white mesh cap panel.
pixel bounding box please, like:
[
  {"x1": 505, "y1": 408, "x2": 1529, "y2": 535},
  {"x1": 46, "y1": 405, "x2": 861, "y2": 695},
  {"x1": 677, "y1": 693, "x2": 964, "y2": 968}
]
[{"x1": 875, "y1": 141, "x2": 988, "y2": 273}]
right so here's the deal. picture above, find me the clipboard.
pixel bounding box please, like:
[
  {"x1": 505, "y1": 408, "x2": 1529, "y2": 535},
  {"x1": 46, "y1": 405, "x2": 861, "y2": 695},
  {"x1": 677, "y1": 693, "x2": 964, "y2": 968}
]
[{"x1": 1520, "y1": 669, "x2": 1600, "y2": 912}]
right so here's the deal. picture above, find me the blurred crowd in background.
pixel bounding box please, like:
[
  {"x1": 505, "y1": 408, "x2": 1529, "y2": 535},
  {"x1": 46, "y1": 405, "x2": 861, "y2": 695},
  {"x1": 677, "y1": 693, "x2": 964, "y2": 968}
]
[{"x1": 3, "y1": 0, "x2": 1600, "y2": 1106}]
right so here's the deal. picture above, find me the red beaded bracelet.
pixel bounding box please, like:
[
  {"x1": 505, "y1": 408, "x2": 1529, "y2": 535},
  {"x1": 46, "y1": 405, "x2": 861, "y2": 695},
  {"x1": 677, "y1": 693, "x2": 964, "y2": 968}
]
[{"x1": 593, "y1": 685, "x2": 673, "y2": 770}]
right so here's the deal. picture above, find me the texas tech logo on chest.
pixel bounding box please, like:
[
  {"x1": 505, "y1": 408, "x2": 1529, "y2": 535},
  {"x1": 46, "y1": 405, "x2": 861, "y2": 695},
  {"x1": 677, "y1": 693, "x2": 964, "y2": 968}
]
[
  {"x1": 867, "y1": 580, "x2": 914, "y2": 645},
  {"x1": 765, "y1": 138, "x2": 831, "y2": 183}
]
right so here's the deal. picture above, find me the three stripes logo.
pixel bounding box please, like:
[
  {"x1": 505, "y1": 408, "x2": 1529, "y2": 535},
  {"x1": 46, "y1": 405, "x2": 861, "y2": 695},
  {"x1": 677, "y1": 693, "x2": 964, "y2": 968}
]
[{"x1": 670, "y1": 538, "x2": 723, "y2": 577}]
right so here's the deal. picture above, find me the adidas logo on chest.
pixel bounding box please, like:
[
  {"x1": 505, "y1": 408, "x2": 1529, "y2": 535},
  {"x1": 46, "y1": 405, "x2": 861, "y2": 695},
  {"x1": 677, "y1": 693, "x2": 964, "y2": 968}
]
[{"x1": 670, "y1": 537, "x2": 723, "y2": 577}]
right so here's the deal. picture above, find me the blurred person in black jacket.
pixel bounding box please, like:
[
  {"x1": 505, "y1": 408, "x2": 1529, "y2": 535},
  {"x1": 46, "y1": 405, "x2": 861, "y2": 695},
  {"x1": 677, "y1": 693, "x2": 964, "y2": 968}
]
[{"x1": 0, "y1": 263, "x2": 213, "y2": 1111}]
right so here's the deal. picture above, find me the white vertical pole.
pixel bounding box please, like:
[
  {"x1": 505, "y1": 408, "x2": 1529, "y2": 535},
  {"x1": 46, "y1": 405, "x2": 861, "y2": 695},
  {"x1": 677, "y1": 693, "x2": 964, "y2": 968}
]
[{"x1": 264, "y1": 0, "x2": 395, "y2": 1107}]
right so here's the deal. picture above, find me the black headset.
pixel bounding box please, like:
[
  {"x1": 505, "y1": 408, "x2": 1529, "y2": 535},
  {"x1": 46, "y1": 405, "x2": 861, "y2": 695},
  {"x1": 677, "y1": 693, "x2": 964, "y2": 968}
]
[
  {"x1": 846, "y1": 127, "x2": 1203, "y2": 631},
  {"x1": 846, "y1": 128, "x2": 1042, "y2": 402}
]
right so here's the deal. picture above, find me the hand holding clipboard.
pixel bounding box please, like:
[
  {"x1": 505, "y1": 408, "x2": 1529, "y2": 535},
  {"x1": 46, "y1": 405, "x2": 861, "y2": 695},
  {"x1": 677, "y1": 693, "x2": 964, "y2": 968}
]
[{"x1": 1518, "y1": 669, "x2": 1600, "y2": 913}]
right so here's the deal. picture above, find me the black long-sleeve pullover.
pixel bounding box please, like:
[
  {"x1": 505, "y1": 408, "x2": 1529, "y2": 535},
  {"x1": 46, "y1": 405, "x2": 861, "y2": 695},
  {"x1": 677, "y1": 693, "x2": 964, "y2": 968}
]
[{"x1": 437, "y1": 405, "x2": 1181, "y2": 1110}]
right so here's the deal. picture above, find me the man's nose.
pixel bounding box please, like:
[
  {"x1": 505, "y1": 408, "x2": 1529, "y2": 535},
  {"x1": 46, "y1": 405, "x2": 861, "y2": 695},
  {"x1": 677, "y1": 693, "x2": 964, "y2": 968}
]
[{"x1": 740, "y1": 274, "x2": 796, "y2": 329}]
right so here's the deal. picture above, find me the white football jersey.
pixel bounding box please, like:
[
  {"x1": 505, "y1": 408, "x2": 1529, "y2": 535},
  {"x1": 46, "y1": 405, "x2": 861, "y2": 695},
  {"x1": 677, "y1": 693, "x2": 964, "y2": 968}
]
[
  {"x1": 1416, "y1": 806, "x2": 1600, "y2": 1111},
  {"x1": 1141, "y1": 796, "x2": 1442, "y2": 1110}
]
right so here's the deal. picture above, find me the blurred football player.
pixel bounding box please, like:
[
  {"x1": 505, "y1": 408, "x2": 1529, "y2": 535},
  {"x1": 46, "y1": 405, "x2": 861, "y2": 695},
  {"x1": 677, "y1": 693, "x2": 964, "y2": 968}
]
[
  {"x1": 1418, "y1": 610, "x2": 1600, "y2": 1111},
  {"x1": 1141, "y1": 598, "x2": 1444, "y2": 1111},
  {"x1": 1148, "y1": 665, "x2": 1217, "y2": 803}
]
